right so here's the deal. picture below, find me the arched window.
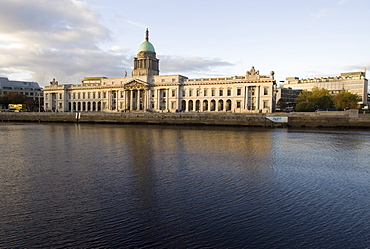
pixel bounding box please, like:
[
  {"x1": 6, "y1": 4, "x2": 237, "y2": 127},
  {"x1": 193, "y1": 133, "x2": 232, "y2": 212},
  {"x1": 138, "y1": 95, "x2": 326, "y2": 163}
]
[
  {"x1": 210, "y1": 100, "x2": 216, "y2": 111},
  {"x1": 218, "y1": 100, "x2": 224, "y2": 111},
  {"x1": 188, "y1": 100, "x2": 193, "y2": 111},
  {"x1": 181, "y1": 100, "x2": 186, "y2": 111},
  {"x1": 195, "y1": 100, "x2": 200, "y2": 111},
  {"x1": 226, "y1": 99, "x2": 232, "y2": 111},
  {"x1": 203, "y1": 100, "x2": 208, "y2": 111}
]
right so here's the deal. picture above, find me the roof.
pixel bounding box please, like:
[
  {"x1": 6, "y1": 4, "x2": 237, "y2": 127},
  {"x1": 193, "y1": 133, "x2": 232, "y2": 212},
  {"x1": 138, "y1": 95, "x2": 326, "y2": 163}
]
[
  {"x1": 138, "y1": 40, "x2": 155, "y2": 52},
  {"x1": 138, "y1": 28, "x2": 155, "y2": 52}
]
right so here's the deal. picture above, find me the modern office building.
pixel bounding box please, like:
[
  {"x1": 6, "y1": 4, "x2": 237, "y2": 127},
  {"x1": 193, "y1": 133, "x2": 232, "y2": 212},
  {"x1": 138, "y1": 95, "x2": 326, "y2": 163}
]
[
  {"x1": 0, "y1": 77, "x2": 43, "y2": 110},
  {"x1": 283, "y1": 71, "x2": 368, "y2": 106}
]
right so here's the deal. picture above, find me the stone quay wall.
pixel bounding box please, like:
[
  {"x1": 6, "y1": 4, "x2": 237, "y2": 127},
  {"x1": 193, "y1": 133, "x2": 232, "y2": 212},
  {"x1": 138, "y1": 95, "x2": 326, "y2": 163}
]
[{"x1": 1, "y1": 110, "x2": 370, "y2": 128}]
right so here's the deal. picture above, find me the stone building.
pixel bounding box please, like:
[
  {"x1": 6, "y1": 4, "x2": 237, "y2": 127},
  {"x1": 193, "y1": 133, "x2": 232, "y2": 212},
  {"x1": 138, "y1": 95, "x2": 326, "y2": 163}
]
[
  {"x1": 283, "y1": 71, "x2": 368, "y2": 106},
  {"x1": 0, "y1": 77, "x2": 43, "y2": 110},
  {"x1": 43, "y1": 29, "x2": 277, "y2": 113}
]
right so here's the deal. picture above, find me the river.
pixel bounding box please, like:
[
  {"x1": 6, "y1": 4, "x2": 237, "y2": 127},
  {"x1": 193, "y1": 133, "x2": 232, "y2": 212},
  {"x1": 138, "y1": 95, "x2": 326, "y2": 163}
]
[{"x1": 0, "y1": 123, "x2": 369, "y2": 248}]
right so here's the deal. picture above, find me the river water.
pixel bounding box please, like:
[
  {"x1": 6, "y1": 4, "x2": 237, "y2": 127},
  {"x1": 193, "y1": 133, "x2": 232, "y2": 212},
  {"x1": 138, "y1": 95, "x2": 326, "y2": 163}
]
[{"x1": 0, "y1": 123, "x2": 370, "y2": 248}]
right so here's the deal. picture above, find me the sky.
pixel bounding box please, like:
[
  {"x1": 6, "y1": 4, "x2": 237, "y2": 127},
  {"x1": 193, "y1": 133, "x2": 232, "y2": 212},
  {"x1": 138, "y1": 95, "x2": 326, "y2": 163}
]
[{"x1": 0, "y1": 0, "x2": 369, "y2": 87}]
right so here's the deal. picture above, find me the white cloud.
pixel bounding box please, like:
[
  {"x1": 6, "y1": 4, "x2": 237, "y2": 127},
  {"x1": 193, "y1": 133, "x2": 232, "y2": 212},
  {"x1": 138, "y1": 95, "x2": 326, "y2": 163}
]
[
  {"x1": 160, "y1": 55, "x2": 234, "y2": 76},
  {"x1": 311, "y1": 8, "x2": 330, "y2": 18},
  {"x1": 0, "y1": 0, "x2": 127, "y2": 86},
  {"x1": 342, "y1": 62, "x2": 370, "y2": 72}
]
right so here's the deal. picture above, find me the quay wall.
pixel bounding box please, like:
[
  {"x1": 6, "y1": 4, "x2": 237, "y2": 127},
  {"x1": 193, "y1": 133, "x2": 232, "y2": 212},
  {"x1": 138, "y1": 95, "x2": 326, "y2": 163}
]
[{"x1": 1, "y1": 110, "x2": 370, "y2": 128}]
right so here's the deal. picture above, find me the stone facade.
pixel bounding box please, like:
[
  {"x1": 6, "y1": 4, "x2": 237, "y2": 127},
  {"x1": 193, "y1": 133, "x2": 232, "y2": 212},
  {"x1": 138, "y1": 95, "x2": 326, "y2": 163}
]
[{"x1": 43, "y1": 30, "x2": 276, "y2": 113}]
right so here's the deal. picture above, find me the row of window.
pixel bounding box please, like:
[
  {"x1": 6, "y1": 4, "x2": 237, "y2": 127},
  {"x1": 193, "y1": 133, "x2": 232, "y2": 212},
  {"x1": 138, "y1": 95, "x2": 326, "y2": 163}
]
[
  {"x1": 0, "y1": 91, "x2": 39, "y2": 96},
  {"x1": 46, "y1": 87, "x2": 270, "y2": 101},
  {"x1": 162, "y1": 87, "x2": 269, "y2": 98}
]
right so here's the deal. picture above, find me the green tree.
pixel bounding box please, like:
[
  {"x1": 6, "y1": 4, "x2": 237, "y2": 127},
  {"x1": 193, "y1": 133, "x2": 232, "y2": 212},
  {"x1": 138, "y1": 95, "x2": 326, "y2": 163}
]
[
  {"x1": 295, "y1": 87, "x2": 334, "y2": 111},
  {"x1": 333, "y1": 91, "x2": 360, "y2": 110},
  {"x1": 276, "y1": 98, "x2": 287, "y2": 110},
  {"x1": 0, "y1": 92, "x2": 28, "y2": 106},
  {"x1": 296, "y1": 101, "x2": 316, "y2": 112}
]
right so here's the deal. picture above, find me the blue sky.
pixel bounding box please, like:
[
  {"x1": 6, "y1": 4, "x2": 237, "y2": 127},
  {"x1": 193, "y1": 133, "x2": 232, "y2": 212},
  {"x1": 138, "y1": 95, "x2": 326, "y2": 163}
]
[{"x1": 0, "y1": 0, "x2": 369, "y2": 86}]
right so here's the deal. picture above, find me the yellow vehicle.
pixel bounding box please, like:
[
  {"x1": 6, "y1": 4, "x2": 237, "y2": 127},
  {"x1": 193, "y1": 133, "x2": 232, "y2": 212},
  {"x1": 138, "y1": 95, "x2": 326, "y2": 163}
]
[{"x1": 8, "y1": 104, "x2": 27, "y2": 112}]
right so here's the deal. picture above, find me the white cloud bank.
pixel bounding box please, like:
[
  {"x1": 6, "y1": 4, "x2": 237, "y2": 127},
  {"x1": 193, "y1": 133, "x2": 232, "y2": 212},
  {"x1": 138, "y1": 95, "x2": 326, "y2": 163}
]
[
  {"x1": 0, "y1": 0, "x2": 242, "y2": 86},
  {"x1": 0, "y1": 0, "x2": 128, "y2": 85}
]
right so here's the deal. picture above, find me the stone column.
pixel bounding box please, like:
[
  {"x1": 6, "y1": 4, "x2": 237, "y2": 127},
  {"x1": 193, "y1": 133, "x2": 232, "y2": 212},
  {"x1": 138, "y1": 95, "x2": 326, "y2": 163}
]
[
  {"x1": 245, "y1": 86, "x2": 249, "y2": 111},
  {"x1": 137, "y1": 90, "x2": 141, "y2": 110},
  {"x1": 130, "y1": 90, "x2": 134, "y2": 111},
  {"x1": 107, "y1": 91, "x2": 111, "y2": 110},
  {"x1": 257, "y1": 86, "x2": 260, "y2": 110},
  {"x1": 166, "y1": 89, "x2": 169, "y2": 110},
  {"x1": 123, "y1": 90, "x2": 127, "y2": 111}
]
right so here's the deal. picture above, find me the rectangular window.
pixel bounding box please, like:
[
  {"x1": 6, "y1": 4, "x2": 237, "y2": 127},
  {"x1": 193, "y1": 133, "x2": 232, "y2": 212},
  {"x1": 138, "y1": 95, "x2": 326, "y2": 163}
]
[
  {"x1": 103, "y1": 92, "x2": 106, "y2": 98},
  {"x1": 152, "y1": 90, "x2": 154, "y2": 98},
  {"x1": 264, "y1": 87, "x2": 269, "y2": 95},
  {"x1": 172, "y1": 90, "x2": 176, "y2": 97},
  {"x1": 196, "y1": 89, "x2": 200, "y2": 97},
  {"x1": 263, "y1": 100, "x2": 269, "y2": 108},
  {"x1": 236, "y1": 101, "x2": 241, "y2": 108},
  {"x1": 211, "y1": 89, "x2": 215, "y2": 96},
  {"x1": 83, "y1": 93, "x2": 85, "y2": 99},
  {"x1": 182, "y1": 90, "x2": 186, "y2": 97},
  {"x1": 163, "y1": 91, "x2": 166, "y2": 97},
  {"x1": 171, "y1": 101, "x2": 175, "y2": 109},
  {"x1": 237, "y1": 88, "x2": 242, "y2": 96},
  {"x1": 189, "y1": 90, "x2": 192, "y2": 97},
  {"x1": 88, "y1": 93, "x2": 90, "y2": 99},
  {"x1": 78, "y1": 93, "x2": 81, "y2": 99},
  {"x1": 219, "y1": 89, "x2": 223, "y2": 96},
  {"x1": 204, "y1": 89, "x2": 207, "y2": 96},
  {"x1": 227, "y1": 89, "x2": 231, "y2": 96}
]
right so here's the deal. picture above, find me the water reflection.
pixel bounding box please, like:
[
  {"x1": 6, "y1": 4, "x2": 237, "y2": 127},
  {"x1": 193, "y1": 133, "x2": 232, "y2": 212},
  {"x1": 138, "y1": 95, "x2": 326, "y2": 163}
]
[{"x1": 1, "y1": 124, "x2": 370, "y2": 248}]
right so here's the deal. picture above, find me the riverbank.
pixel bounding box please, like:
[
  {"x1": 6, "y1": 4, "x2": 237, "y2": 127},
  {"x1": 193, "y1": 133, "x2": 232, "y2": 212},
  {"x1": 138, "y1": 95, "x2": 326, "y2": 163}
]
[{"x1": 1, "y1": 110, "x2": 369, "y2": 128}]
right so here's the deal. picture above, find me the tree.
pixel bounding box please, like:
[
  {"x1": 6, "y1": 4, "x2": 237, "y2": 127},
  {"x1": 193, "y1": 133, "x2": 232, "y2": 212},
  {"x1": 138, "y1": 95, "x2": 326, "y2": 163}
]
[
  {"x1": 333, "y1": 91, "x2": 360, "y2": 110},
  {"x1": 296, "y1": 101, "x2": 316, "y2": 112},
  {"x1": 276, "y1": 98, "x2": 287, "y2": 110},
  {"x1": 295, "y1": 87, "x2": 334, "y2": 111},
  {"x1": 0, "y1": 92, "x2": 28, "y2": 106}
]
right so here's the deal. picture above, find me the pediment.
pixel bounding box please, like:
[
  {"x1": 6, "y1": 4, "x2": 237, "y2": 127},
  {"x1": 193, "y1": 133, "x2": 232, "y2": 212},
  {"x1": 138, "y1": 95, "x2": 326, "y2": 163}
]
[{"x1": 124, "y1": 79, "x2": 149, "y2": 89}]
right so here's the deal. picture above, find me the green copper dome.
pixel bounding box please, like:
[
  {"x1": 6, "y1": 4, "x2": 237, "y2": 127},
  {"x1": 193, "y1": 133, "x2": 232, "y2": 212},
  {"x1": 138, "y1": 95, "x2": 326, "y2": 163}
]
[
  {"x1": 138, "y1": 28, "x2": 155, "y2": 52},
  {"x1": 138, "y1": 41, "x2": 155, "y2": 52}
]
